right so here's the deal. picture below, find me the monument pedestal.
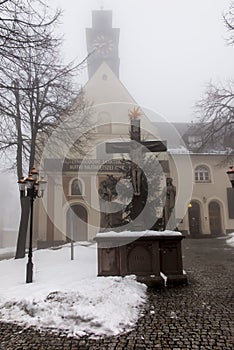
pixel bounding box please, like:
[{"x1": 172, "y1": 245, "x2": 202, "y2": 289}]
[
  {"x1": 159, "y1": 239, "x2": 187, "y2": 286},
  {"x1": 95, "y1": 232, "x2": 187, "y2": 288}
]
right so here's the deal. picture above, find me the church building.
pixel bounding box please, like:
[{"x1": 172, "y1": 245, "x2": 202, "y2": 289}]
[{"x1": 36, "y1": 9, "x2": 234, "y2": 248}]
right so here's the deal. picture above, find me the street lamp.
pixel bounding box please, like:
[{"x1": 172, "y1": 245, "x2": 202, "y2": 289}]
[
  {"x1": 18, "y1": 167, "x2": 47, "y2": 283},
  {"x1": 226, "y1": 166, "x2": 234, "y2": 188}
]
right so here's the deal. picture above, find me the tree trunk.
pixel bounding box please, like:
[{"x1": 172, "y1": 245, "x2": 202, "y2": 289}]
[
  {"x1": 14, "y1": 79, "x2": 29, "y2": 259},
  {"x1": 15, "y1": 196, "x2": 30, "y2": 259}
]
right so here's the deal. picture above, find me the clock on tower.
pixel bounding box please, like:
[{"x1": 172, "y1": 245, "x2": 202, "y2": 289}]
[
  {"x1": 92, "y1": 35, "x2": 114, "y2": 56},
  {"x1": 86, "y1": 10, "x2": 120, "y2": 78}
]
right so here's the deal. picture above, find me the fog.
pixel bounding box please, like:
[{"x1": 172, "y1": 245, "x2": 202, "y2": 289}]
[
  {"x1": 1, "y1": 0, "x2": 233, "y2": 243},
  {"x1": 0, "y1": 174, "x2": 20, "y2": 247},
  {"x1": 51, "y1": 0, "x2": 234, "y2": 122}
]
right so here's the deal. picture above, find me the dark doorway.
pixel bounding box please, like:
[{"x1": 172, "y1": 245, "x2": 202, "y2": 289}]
[
  {"x1": 67, "y1": 205, "x2": 88, "y2": 241},
  {"x1": 209, "y1": 201, "x2": 222, "y2": 235},
  {"x1": 188, "y1": 201, "x2": 202, "y2": 235}
]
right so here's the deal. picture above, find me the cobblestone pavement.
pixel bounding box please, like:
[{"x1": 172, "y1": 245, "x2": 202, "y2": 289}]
[{"x1": 0, "y1": 237, "x2": 233, "y2": 349}]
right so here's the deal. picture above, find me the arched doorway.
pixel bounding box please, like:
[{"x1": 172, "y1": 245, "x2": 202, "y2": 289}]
[
  {"x1": 188, "y1": 201, "x2": 202, "y2": 235},
  {"x1": 67, "y1": 205, "x2": 88, "y2": 241},
  {"x1": 209, "y1": 201, "x2": 222, "y2": 235}
]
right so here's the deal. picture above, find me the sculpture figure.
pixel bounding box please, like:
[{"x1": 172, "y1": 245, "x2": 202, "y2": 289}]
[
  {"x1": 98, "y1": 175, "x2": 122, "y2": 230},
  {"x1": 163, "y1": 177, "x2": 177, "y2": 230},
  {"x1": 104, "y1": 112, "x2": 167, "y2": 230},
  {"x1": 130, "y1": 142, "x2": 143, "y2": 196}
]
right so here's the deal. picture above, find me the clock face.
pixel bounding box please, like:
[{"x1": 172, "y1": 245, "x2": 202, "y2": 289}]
[{"x1": 92, "y1": 35, "x2": 114, "y2": 56}]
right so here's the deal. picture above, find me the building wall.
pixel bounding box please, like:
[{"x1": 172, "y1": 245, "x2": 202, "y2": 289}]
[
  {"x1": 36, "y1": 147, "x2": 234, "y2": 245},
  {"x1": 170, "y1": 153, "x2": 234, "y2": 235}
]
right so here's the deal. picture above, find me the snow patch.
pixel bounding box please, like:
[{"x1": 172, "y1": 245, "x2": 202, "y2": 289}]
[
  {"x1": 0, "y1": 243, "x2": 147, "y2": 338},
  {"x1": 96, "y1": 230, "x2": 182, "y2": 238},
  {"x1": 226, "y1": 232, "x2": 234, "y2": 248}
]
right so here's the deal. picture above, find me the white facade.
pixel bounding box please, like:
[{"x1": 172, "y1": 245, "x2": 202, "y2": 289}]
[{"x1": 35, "y1": 9, "x2": 234, "y2": 247}]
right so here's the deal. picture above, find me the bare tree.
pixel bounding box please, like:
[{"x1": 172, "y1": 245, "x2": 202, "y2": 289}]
[
  {"x1": 195, "y1": 81, "x2": 234, "y2": 152},
  {"x1": 0, "y1": 50, "x2": 90, "y2": 175},
  {"x1": 195, "y1": 1, "x2": 234, "y2": 154},
  {"x1": 0, "y1": 1, "x2": 91, "y2": 258},
  {"x1": 224, "y1": 0, "x2": 234, "y2": 45},
  {"x1": 0, "y1": 0, "x2": 60, "y2": 70}
]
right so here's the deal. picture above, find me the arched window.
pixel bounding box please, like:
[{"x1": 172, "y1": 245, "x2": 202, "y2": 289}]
[
  {"x1": 71, "y1": 179, "x2": 83, "y2": 195},
  {"x1": 194, "y1": 165, "x2": 210, "y2": 182}
]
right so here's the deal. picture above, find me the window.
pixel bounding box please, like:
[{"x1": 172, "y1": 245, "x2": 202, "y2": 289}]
[
  {"x1": 194, "y1": 165, "x2": 210, "y2": 182},
  {"x1": 71, "y1": 179, "x2": 83, "y2": 195}
]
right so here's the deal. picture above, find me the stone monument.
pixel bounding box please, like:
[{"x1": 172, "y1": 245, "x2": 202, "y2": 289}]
[{"x1": 95, "y1": 107, "x2": 187, "y2": 287}]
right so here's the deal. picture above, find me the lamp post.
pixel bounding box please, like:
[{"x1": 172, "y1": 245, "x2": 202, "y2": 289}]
[
  {"x1": 18, "y1": 167, "x2": 47, "y2": 283},
  {"x1": 226, "y1": 166, "x2": 234, "y2": 188}
]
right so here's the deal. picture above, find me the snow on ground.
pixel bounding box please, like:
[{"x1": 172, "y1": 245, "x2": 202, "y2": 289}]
[
  {"x1": 96, "y1": 230, "x2": 182, "y2": 238},
  {"x1": 226, "y1": 232, "x2": 234, "y2": 248},
  {"x1": 0, "y1": 243, "x2": 147, "y2": 338}
]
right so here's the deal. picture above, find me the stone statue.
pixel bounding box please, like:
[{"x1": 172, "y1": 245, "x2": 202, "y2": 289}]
[
  {"x1": 163, "y1": 177, "x2": 177, "y2": 230},
  {"x1": 105, "y1": 141, "x2": 143, "y2": 196},
  {"x1": 130, "y1": 142, "x2": 143, "y2": 196},
  {"x1": 98, "y1": 176, "x2": 122, "y2": 231},
  {"x1": 98, "y1": 177, "x2": 115, "y2": 202}
]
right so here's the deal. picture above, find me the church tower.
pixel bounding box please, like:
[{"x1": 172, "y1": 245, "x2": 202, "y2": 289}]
[{"x1": 86, "y1": 10, "x2": 120, "y2": 79}]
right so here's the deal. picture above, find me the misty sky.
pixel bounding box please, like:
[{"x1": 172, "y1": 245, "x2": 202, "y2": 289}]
[{"x1": 50, "y1": 0, "x2": 234, "y2": 122}]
